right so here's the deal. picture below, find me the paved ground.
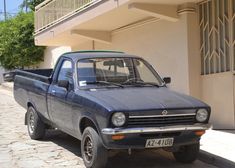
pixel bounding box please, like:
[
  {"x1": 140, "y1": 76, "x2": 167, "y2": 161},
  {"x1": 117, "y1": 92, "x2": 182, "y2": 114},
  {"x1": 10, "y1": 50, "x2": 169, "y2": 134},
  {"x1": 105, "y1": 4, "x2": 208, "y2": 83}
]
[
  {"x1": 200, "y1": 130, "x2": 235, "y2": 168},
  {"x1": 0, "y1": 86, "x2": 219, "y2": 168}
]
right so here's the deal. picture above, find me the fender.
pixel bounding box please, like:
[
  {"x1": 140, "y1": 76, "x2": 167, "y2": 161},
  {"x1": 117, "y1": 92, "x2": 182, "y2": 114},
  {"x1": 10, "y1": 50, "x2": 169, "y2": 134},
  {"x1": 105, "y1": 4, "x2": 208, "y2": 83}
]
[
  {"x1": 78, "y1": 112, "x2": 101, "y2": 138},
  {"x1": 25, "y1": 101, "x2": 49, "y2": 126}
]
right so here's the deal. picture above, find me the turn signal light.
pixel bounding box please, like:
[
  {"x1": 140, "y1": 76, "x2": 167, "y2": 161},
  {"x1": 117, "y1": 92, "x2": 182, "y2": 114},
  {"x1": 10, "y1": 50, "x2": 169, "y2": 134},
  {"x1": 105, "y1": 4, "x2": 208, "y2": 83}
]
[
  {"x1": 112, "y1": 134, "x2": 125, "y2": 140},
  {"x1": 195, "y1": 130, "x2": 206, "y2": 136}
]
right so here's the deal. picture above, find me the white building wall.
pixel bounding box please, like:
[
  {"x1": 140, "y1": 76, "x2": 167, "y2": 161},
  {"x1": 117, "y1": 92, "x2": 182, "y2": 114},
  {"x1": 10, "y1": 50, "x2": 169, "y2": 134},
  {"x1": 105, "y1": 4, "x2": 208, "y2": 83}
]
[
  {"x1": 95, "y1": 20, "x2": 190, "y2": 94},
  {"x1": 39, "y1": 46, "x2": 72, "y2": 68},
  {"x1": 80, "y1": 16, "x2": 196, "y2": 95},
  {"x1": 201, "y1": 72, "x2": 235, "y2": 129},
  {"x1": 40, "y1": 13, "x2": 200, "y2": 97}
]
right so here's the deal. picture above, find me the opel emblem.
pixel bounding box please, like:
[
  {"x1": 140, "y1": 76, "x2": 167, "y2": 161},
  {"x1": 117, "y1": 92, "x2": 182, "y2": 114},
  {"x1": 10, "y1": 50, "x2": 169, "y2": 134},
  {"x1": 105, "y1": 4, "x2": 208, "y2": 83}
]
[{"x1": 162, "y1": 110, "x2": 168, "y2": 115}]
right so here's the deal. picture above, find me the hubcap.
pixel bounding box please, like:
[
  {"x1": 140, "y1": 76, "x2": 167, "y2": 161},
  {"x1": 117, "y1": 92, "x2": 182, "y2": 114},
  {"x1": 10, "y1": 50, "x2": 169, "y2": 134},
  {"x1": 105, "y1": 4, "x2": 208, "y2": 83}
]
[
  {"x1": 83, "y1": 135, "x2": 93, "y2": 163},
  {"x1": 28, "y1": 111, "x2": 35, "y2": 134}
]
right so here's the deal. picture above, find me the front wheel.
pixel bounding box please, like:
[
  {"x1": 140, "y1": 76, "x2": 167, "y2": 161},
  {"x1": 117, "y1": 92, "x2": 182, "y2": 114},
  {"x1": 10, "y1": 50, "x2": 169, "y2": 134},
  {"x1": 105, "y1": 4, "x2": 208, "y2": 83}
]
[
  {"x1": 27, "y1": 106, "x2": 46, "y2": 140},
  {"x1": 81, "y1": 127, "x2": 108, "y2": 168},
  {"x1": 173, "y1": 143, "x2": 200, "y2": 163}
]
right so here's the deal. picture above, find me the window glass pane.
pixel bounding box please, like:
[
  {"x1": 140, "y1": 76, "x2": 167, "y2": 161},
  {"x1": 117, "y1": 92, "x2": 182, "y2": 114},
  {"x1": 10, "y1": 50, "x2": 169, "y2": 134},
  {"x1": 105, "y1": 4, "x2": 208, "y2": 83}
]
[
  {"x1": 233, "y1": 19, "x2": 235, "y2": 42},
  {"x1": 57, "y1": 60, "x2": 73, "y2": 84},
  {"x1": 233, "y1": 0, "x2": 235, "y2": 15},
  {"x1": 77, "y1": 58, "x2": 133, "y2": 83},
  {"x1": 133, "y1": 59, "x2": 160, "y2": 83},
  {"x1": 77, "y1": 57, "x2": 163, "y2": 87},
  {"x1": 224, "y1": 0, "x2": 228, "y2": 17}
]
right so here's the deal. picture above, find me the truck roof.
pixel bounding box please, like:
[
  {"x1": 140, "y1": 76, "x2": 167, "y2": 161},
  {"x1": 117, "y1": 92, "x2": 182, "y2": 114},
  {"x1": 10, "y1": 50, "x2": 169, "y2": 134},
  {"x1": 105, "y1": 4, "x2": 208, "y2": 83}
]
[
  {"x1": 62, "y1": 50, "x2": 140, "y2": 61},
  {"x1": 64, "y1": 50, "x2": 125, "y2": 54}
]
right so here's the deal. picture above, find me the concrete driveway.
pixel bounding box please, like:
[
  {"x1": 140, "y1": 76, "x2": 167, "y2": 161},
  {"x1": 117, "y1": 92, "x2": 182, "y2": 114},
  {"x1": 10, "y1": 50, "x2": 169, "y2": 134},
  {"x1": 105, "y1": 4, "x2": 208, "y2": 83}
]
[{"x1": 0, "y1": 87, "x2": 218, "y2": 168}]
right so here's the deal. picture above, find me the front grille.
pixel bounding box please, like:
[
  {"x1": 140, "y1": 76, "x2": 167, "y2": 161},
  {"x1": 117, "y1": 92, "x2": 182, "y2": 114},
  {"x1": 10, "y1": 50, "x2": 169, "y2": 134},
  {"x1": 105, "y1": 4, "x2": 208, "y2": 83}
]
[{"x1": 128, "y1": 114, "x2": 196, "y2": 127}]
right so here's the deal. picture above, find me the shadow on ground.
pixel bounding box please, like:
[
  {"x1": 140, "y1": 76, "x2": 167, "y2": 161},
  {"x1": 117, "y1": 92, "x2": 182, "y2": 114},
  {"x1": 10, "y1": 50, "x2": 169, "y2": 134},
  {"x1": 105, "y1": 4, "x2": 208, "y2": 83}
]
[
  {"x1": 43, "y1": 130, "x2": 82, "y2": 157},
  {"x1": 40, "y1": 130, "x2": 203, "y2": 168}
]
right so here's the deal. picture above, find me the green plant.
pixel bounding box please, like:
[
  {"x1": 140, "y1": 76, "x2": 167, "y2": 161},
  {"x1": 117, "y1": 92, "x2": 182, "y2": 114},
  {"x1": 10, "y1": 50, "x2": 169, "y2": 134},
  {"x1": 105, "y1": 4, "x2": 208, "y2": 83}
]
[{"x1": 0, "y1": 12, "x2": 45, "y2": 69}]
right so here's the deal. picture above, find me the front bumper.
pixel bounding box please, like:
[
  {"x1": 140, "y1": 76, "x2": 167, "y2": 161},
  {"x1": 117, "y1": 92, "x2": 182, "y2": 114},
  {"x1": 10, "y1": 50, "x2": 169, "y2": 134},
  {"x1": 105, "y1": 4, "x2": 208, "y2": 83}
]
[
  {"x1": 101, "y1": 124, "x2": 212, "y2": 149},
  {"x1": 102, "y1": 123, "x2": 212, "y2": 135}
]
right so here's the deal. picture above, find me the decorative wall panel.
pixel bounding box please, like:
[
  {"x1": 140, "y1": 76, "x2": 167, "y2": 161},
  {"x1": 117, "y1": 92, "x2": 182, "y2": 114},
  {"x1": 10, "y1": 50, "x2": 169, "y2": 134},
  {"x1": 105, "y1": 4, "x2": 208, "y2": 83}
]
[{"x1": 199, "y1": 0, "x2": 234, "y2": 75}]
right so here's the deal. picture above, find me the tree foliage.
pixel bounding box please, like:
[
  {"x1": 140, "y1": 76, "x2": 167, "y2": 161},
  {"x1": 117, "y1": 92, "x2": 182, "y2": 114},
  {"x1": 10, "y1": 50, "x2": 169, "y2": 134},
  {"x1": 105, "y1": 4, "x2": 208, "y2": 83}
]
[
  {"x1": 21, "y1": 0, "x2": 45, "y2": 12},
  {"x1": 0, "y1": 12, "x2": 45, "y2": 69}
]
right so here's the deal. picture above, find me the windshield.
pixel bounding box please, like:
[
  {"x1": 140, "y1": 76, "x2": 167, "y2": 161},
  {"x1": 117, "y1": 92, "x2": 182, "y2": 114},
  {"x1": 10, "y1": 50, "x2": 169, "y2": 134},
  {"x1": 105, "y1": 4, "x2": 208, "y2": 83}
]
[{"x1": 77, "y1": 57, "x2": 163, "y2": 87}]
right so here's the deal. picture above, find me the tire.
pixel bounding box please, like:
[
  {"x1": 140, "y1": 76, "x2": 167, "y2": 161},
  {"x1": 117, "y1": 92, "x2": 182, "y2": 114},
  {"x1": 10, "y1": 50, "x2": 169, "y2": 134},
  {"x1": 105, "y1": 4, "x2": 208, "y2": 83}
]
[
  {"x1": 27, "y1": 106, "x2": 46, "y2": 140},
  {"x1": 173, "y1": 143, "x2": 200, "y2": 163},
  {"x1": 81, "y1": 127, "x2": 108, "y2": 168}
]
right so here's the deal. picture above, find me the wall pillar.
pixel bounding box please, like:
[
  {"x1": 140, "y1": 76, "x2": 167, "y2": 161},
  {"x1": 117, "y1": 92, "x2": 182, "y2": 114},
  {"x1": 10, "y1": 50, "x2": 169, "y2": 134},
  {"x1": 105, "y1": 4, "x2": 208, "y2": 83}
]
[{"x1": 178, "y1": 3, "x2": 201, "y2": 99}]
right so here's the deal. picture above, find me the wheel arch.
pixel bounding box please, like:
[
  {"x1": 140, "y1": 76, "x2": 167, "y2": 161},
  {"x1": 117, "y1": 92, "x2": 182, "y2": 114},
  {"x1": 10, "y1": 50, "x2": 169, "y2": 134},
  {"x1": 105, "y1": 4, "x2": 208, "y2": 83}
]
[
  {"x1": 25, "y1": 101, "x2": 36, "y2": 125},
  {"x1": 79, "y1": 116, "x2": 99, "y2": 135},
  {"x1": 27, "y1": 102, "x2": 35, "y2": 108}
]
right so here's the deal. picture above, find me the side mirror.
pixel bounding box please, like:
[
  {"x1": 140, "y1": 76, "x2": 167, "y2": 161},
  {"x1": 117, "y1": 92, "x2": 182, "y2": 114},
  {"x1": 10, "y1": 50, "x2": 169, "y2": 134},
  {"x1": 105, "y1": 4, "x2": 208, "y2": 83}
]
[
  {"x1": 58, "y1": 80, "x2": 69, "y2": 90},
  {"x1": 163, "y1": 77, "x2": 171, "y2": 84}
]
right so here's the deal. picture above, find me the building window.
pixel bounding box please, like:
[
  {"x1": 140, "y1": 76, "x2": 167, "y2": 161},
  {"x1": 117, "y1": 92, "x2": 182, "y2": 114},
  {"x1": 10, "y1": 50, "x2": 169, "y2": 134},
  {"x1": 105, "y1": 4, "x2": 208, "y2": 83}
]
[{"x1": 199, "y1": 0, "x2": 235, "y2": 75}]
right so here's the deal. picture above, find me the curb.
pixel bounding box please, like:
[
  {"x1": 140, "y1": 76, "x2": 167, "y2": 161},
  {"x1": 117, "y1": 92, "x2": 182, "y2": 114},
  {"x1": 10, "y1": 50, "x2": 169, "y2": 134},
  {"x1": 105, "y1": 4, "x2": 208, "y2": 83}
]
[{"x1": 198, "y1": 150, "x2": 235, "y2": 168}]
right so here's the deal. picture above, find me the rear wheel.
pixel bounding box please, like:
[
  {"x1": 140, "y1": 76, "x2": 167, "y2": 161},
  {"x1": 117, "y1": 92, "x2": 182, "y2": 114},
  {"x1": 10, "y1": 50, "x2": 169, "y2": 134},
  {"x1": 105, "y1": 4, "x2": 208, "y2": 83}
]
[
  {"x1": 27, "y1": 106, "x2": 46, "y2": 140},
  {"x1": 173, "y1": 143, "x2": 200, "y2": 163},
  {"x1": 81, "y1": 127, "x2": 108, "y2": 168}
]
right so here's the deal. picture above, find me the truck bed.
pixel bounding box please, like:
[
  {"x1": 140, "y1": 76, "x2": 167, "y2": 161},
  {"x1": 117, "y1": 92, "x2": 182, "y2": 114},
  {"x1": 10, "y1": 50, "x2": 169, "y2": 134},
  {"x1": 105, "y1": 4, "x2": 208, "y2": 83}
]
[
  {"x1": 14, "y1": 69, "x2": 53, "y2": 120},
  {"x1": 15, "y1": 69, "x2": 52, "y2": 83},
  {"x1": 3, "y1": 69, "x2": 52, "y2": 82}
]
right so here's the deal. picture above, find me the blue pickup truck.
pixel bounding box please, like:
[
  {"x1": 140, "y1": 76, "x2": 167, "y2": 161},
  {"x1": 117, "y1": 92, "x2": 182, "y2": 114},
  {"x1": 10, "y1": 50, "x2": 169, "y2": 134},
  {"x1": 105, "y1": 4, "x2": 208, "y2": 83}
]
[{"x1": 14, "y1": 51, "x2": 211, "y2": 168}]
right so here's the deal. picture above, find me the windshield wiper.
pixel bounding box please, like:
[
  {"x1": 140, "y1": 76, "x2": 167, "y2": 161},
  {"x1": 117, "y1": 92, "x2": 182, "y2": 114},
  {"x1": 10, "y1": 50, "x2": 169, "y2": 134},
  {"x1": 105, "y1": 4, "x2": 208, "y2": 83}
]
[
  {"x1": 123, "y1": 80, "x2": 160, "y2": 87},
  {"x1": 135, "y1": 81, "x2": 160, "y2": 87},
  {"x1": 86, "y1": 81, "x2": 124, "y2": 88}
]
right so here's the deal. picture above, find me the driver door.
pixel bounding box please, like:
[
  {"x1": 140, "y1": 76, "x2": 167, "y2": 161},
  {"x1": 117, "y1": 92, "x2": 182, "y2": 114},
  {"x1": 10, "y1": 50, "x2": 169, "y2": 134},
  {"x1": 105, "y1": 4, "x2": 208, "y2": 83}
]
[{"x1": 48, "y1": 59, "x2": 75, "y2": 134}]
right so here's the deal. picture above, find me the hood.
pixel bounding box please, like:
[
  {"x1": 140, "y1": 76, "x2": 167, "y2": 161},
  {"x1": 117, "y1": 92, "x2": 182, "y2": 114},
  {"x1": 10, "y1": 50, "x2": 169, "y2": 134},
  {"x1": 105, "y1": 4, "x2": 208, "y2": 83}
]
[{"x1": 77, "y1": 87, "x2": 208, "y2": 112}]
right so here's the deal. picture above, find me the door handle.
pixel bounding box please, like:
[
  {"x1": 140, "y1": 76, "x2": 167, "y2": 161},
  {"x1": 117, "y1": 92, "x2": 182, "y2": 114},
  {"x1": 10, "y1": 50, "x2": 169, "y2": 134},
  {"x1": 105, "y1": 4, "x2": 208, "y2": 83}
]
[{"x1": 51, "y1": 90, "x2": 56, "y2": 95}]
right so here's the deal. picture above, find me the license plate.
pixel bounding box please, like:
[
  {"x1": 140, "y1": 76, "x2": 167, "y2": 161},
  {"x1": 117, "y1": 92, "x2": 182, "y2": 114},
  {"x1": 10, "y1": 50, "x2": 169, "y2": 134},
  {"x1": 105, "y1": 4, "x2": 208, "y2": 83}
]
[{"x1": 145, "y1": 138, "x2": 174, "y2": 148}]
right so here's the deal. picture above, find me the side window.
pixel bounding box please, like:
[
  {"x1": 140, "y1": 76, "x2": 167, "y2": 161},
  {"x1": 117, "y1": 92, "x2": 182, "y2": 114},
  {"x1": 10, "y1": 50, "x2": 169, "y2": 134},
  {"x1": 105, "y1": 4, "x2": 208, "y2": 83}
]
[{"x1": 57, "y1": 60, "x2": 73, "y2": 85}]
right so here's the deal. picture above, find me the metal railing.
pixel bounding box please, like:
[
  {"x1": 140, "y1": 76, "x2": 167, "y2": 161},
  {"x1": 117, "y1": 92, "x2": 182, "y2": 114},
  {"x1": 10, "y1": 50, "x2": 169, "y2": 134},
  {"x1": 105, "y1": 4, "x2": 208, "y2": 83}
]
[{"x1": 35, "y1": 0, "x2": 102, "y2": 34}]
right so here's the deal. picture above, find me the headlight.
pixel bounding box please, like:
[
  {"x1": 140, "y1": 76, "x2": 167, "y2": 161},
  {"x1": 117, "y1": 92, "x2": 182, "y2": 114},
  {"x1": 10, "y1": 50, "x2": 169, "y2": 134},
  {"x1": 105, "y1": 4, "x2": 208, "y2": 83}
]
[
  {"x1": 196, "y1": 109, "x2": 208, "y2": 122},
  {"x1": 112, "y1": 112, "x2": 126, "y2": 127}
]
